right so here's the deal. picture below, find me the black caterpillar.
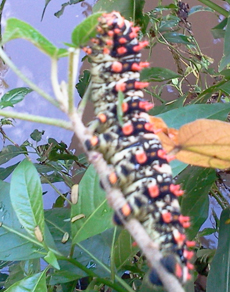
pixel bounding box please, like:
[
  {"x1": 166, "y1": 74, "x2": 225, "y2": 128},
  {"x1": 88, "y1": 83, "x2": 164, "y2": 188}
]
[{"x1": 83, "y1": 11, "x2": 194, "y2": 285}]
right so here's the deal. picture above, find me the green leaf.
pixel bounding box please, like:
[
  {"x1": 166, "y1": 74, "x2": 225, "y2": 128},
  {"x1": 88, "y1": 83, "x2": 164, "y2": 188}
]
[
  {"x1": 114, "y1": 229, "x2": 138, "y2": 271},
  {"x1": 5, "y1": 270, "x2": 47, "y2": 292},
  {"x1": 157, "y1": 103, "x2": 230, "y2": 129},
  {"x1": 75, "y1": 70, "x2": 90, "y2": 98},
  {"x1": 177, "y1": 166, "x2": 216, "y2": 239},
  {"x1": 0, "y1": 87, "x2": 32, "y2": 109},
  {"x1": 198, "y1": 228, "x2": 217, "y2": 237},
  {"x1": 10, "y1": 159, "x2": 45, "y2": 238},
  {"x1": 54, "y1": 0, "x2": 83, "y2": 18},
  {"x1": 92, "y1": 0, "x2": 145, "y2": 21},
  {"x1": 170, "y1": 160, "x2": 187, "y2": 177},
  {"x1": 140, "y1": 67, "x2": 181, "y2": 82},
  {"x1": 207, "y1": 208, "x2": 230, "y2": 292},
  {"x1": 0, "y1": 180, "x2": 45, "y2": 261},
  {"x1": 161, "y1": 32, "x2": 195, "y2": 45},
  {"x1": 71, "y1": 12, "x2": 104, "y2": 47},
  {"x1": 219, "y1": 16, "x2": 230, "y2": 71},
  {"x1": 2, "y1": 18, "x2": 67, "y2": 58},
  {"x1": 189, "y1": 5, "x2": 214, "y2": 15},
  {"x1": 30, "y1": 129, "x2": 45, "y2": 142},
  {"x1": 211, "y1": 18, "x2": 227, "y2": 39},
  {"x1": 0, "y1": 145, "x2": 27, "y2": 165},
  {"x1": 0, "y1": 163, "x2": 19, "y2": 180},
  {"x1": 71, "y1": 165, "x2": 113, "y2": 244},
  {"x1": 44, "y1": 250, "x2": 60, "y2": 270},
  {"x1": 159, "y1": 16, "x2": 180, "y2": 32}
]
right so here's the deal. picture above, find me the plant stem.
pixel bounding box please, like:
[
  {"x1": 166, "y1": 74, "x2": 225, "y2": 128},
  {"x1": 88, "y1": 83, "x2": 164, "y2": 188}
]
[
  {"x1": 0, "y1": 109, "x2": 72, "y2": 130},
  {"x1": 197, "y1": 0, "x2": 229, "y2": 17},
  {"x1": 110, "y1": 226, "x2": 117, "y2": 283},
  {"x1": 41, "y1": 175, "x2": 72, "y2": 205},
  {"x1": 210, "y1": 189, "x2": 229, "y2": 210},
  {"x1": 0, "y1": 0, "x2": 7, "y2": 42},
  {"x1": 0, "y1": 47, "x2": 59, "y2": 107},
  {"x1": 59, "y1": 256, "x2": 131, "y2": 292},
  {"x1": 67, "y1": 48, "x2": 80, "y2": 114},
  {"x1": 77, "y1": 241, "x2": 135, "y2": 292}
]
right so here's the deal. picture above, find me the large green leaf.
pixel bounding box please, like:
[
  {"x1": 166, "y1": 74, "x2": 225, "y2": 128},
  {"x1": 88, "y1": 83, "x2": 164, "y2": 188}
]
[
  {"x1": 114, "y1": 229, "x2": 138, "y2": 271},
  {"x1": 219, "y1": 16, "x2": 230, "y2": 71},
  {"x1": 5, "y1": 270, "x2": 47, "y2": 292},
  {"x1": 71, "y1": 165, "x2": 113, "y2": 244},
  {"x1": 207, "y1": 208, "x2": 230, "y2": 292},
  {"x1": 0, "y1": 180, "x2": 44, "y2": 260},
  {"x1": 0, "y1": 145, "x2": 27, "y2": 165},
  {"x1": 0, "y1": 163, "x2": 19, "y2": 180},
  {"x1": 177, "y1": 166, "x2": 216, "y2": 239},
  {"x1": 10, "y1": 159, "x2": 45, "y2": 238},
  {"x1": 2, "y1": 18, "x2": 67, "y2": 58},
  {"x1": 92, "y1": 0, "x2": 145, "y2": 21},
  {"x1": 140, "y1": 67, "x2": 181, "y2": 82},
  {"x1": 161, "y1": 32, "x2": 194, "y2": 45},
  {"x1": 49, "y1": 229, "x2": 115, "y2": 285},
  {"x1": 0, "y1": 87, "x2": 32, "y2": 109},
  {"x1": 157, "y1": 103, "x2": 230, "y2": 129},
  {"x1": 71, "y1": 12, "x2": 104, "y2": 47}
]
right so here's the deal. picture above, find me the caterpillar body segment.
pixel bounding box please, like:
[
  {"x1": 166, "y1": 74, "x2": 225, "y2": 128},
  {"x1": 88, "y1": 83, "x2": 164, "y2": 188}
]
[{"x1": 83, "y1": 11, "x2": 194, "y2": 285}]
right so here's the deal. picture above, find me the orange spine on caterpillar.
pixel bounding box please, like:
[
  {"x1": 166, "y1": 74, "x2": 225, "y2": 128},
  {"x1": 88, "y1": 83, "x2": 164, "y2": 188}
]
[{"x1": 83, "y1": 11, "x2": 194, "y2": 286}]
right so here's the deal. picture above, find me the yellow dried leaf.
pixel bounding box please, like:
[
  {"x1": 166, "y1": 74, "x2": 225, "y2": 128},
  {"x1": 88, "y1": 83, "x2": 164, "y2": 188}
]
[{"x1": 174, "y1": 119, "x2": 230, "y2": 169}]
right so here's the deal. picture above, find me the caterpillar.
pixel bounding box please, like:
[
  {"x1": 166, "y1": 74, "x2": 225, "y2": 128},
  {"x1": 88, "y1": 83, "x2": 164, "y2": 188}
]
[{"x1": 82, "y1": 11, "x2": 194, "y2": 285}]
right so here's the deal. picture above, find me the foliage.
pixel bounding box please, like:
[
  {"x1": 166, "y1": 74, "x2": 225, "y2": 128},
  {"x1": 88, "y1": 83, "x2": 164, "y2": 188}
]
[{"x1": 0, "y1": 0, "x2": 230, "y2": 291}]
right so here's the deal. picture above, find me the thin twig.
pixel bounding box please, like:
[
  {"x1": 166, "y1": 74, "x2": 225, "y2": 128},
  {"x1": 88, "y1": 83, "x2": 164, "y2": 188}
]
[{"x1": 0, "y1": 47, "x2": 59, "y2": 108}]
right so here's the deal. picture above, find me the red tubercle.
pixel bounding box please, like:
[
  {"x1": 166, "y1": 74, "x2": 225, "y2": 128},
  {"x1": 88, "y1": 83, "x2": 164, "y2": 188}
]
[
  {"x1": 186, "y1": 241, "x2": 196, "y2": 247},
  {"x1": 106, "y1": 39, "x2": 113, "y2": 46},
  {"x1": 162, "y1": 211, "x2": 172, "y2": 223},
  {"x1": 97, "y1": 113, "x2": 107, "y2": 124},
  {"x1": 173, "y1": 229, "x2": 186, "y2": 245},
  {"x1": 119, "y1": 37, "x2": 128, "y2": 44},
  {"x1": 103, "y1": 47, "x2": 110, "y2": 54},
  {"x1": 131, "y1": 63, "x2": 143, "y2": 71},
  {"x1": 144, "y1": 122, "x2": 155, "y2": 133},
  {"x1": 175, "y1": 263, "x2": 183, "y2": 279},
  {"x1": 183, "y1": 250, "x2": 194, "y2": 260},
  {"x1": 170, "y1": 184, "x2": 184, "y2": 197},
  {"x1": 132, "y1": 241, "x2": 138, "y2": 247},
  {"x1": 117, "y1": 46, "x2": 127, "y2": 55},
  {"x1": 157, "y1": 149, "x2": 167, "y2": 160},
  {"x1": 135, "y1": 151, "x2": 148, "y2": 164},
  {"x1": 186, "y1": 272, "x2": 192, "y2": 281},
  {"x1": 111, "y1": 61, "x2": 123, "y2": 72},
  {"x1": 115, "y1": 82, "x2": 126, "y2": 92},
  {"x1": 179, "y1": 215, "x2": 191, "y2": 228},
  {"x1": 122, "y1": 122, "x2": 134, "y2": 135},
  {"x1": 134, "y1": 81, "x2": 149, "y2": 89},
  {"x1": 132, "y1": 26, "x2": 140, "y2": 33},
  {"x1": 82, "y1": 47, "x2": 92, "y2": 55},
  {"x1": 107, "y1": 30, "x2": 114, "y2": 37},
  {"x1": 122, "y1": 102, "x2": 129, "y2": 112},
  {"x1": 133, "y1": 41, "x2": 149, "y2": 52},
  {"x1": 148, "y1": 184, "x2": 160, "y2": 198},
  {"x1": 139, "y1": 101, "x2": 154, "y2": 111},
  {"x1": 139, "y1": 62, "x2": 149, "y2": 68},
  {"x1": 114, "y1": 28, "x2": 121, "y2": 34},
  {"x1": 187, "y1": 262, "x2": 194, "y2": 270}
]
